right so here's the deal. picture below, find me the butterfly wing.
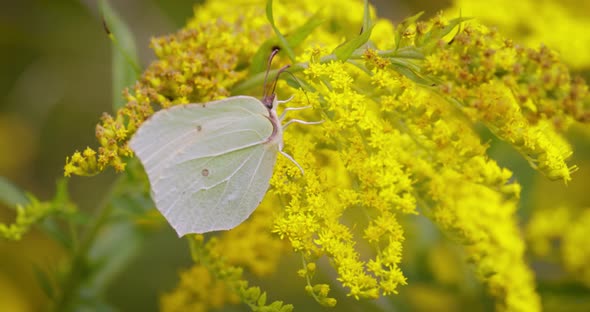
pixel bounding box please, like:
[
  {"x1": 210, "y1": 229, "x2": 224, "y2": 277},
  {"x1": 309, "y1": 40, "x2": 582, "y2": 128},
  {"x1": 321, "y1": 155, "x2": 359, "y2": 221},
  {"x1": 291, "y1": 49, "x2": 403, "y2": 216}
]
[{"x1": 129, "y1": 96, "x2": 279, "y2": 235}]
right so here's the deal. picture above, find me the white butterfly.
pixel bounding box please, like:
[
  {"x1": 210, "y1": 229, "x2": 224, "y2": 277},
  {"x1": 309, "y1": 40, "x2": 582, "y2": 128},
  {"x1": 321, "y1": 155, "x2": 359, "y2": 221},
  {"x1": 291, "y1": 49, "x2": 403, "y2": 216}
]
[{"x1": 129, "y1": 91, "x2": 318, "y2": 236}]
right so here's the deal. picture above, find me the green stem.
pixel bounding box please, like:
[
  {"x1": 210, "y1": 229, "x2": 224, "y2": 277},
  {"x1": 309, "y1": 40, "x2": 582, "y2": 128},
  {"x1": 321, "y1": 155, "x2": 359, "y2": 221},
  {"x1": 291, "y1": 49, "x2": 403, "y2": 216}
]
[
  {"x1": 54, "y1": 175, "x2": 123, "y2": 311},
  {"x1": 231, "y1": 47, "x2": 424, "y2": 94},
  {"x1": 300, "y1": 253, "x2": 322, "y2": 303}
]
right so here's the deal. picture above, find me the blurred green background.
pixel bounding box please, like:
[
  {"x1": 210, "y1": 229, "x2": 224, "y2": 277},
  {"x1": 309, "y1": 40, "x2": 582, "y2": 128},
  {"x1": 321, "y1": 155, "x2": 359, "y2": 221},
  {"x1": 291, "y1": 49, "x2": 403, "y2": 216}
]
[
  {"x1": 0, "y1": 1, "x2": 193, "y2": 309},
  {"x1": 1, "y1": 0, "x2": 589, "y2": 311}
]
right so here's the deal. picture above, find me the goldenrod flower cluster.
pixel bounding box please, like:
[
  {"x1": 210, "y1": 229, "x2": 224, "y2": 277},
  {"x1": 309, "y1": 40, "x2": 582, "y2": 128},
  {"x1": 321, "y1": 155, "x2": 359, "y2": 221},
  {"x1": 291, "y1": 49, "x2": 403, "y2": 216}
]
[
  {"x1": 444, "y1": 2, "x2": 590, "y2": 308},
  {"x1": 62, "y1": 0, "x2": 590, "y2": 311},
  {"x1": 423, "y1": 24, "x2": 587, "y2": 182},
  {"x1": 0, "y1": 179, "x2": 75, "y2": 240},
  {"x1": 449, "y1": 0, "x2": 590, "y2": 70},
  {"x1": 64, "y1": 20, "x2": 251, "y2": 176},
  {"x1": 161, "y1": 235, "x2": 292, "y2": 312}
]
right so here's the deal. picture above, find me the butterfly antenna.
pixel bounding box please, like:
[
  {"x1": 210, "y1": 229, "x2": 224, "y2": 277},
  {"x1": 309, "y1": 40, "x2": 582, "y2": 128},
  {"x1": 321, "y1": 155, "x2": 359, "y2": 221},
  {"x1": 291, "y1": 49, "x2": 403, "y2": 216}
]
[
  {"x1": 263, "y1": 48, "x2": 281, "y2": 100},
  {"x1": 270, "y1": 64, "x2": 291, "y2": 97}
]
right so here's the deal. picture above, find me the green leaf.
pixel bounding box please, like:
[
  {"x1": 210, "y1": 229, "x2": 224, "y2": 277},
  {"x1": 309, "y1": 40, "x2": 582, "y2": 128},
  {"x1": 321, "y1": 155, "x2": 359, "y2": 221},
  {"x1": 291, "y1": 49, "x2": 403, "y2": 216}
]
[
  {"x1": 395, "y1": 11, "x2": 424, "y2": 50},
  {"x1": 51, "y1": 173, "x2": 152, "y2": 310},
  {"x1": 85, "y1": 222, "x2": 145, "y2": 293},
  {"x1": 250, "y1": 41, "x2": 278, "y2": 76},
  {"x1": 284, "y1": 74, "x2": 314, "y2": 93},
  {"x1": 251, "y1": 11, "x2": 324, "y2": 74},
  {"x1": 0, "y1": 176, "x2": 29, "y2": 207},
  {"x1": 280, "y1": 304, "x2": 294, "y2": 312},
  {"x1": 257, "y1": 292, "x2": 267, "y2": 306},
  {"x1": 33, "y1": 179, "x2": 75, "y2": 249},
  {"x1": 81, "y1": 171, "x2": 155, "y2": 293},
  {"x1": 332, "y1": 0, "x2": 373, "y2": 61},
  {"x1": 249, "y1": 286, "x2": 262, "y2": 301},
  {"x1": 285, "y1": 12, "x2": 324, "y2": 49},
  {"x1": 99, "y1": 0, "x2": 141, "y2": 111},
  {"x1": 419, "y1": 16, "x2": 471, "y2": 50},
  {"x1": 41, "y1": 218, "x2": 74, "y2": 250},
  {"x1": 33, "y1": 265, "x2": 55, "y2": 300},
  {"x1": 440, "y1": 17, "x2": 471, "y2": 40},
  {"x1": 391, "y1": 46, "x2": 425, "y2": 59},
  {"x1": 266, "y1": 0, "x2": 296, "y2": 62},
  {"x1": 391, "y1": 62, "x2": 432, "y2": 86}
]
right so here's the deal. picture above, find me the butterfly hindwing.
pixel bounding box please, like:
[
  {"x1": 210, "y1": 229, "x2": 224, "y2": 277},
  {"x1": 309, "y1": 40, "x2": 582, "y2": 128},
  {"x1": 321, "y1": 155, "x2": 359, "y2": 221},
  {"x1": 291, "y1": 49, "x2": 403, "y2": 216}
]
[{"x1": 155, "y1": 143, "x2": 278, "y2": 234}]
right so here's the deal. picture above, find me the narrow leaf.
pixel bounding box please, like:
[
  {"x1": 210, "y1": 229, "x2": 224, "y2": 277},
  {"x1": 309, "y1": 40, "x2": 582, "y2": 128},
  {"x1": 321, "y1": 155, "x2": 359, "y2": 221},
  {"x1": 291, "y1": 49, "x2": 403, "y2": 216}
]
[
  {"x1": 266, "y1": 0, "x2": 296, "y2": 62},
  {"x1": 395, "y1": 11, "x2": 424, "y2": 50},
  {"x1": 251, "y1": 12, "x2": 324, "y2": 74},
  {"x1": 99, "y1": 0, "x2": 141, "y2": 110},
  {"x1": 33, "y1": 265, "x2": 55, "y2": 300},
  {"x1": 250, "y1": 41, "x2": 280, "y2": 76},
  {"x1": 392, "y1": 47, "x2": 424, "y2": 59},
  {"x1": 332, "y1": 0, "x2": 374, "y2": 61},
  {"x1": 419, "y1": 16, "x2": 471, "y2": 49},
  {"x1": 41, "y1": 218, "x2": 74, "y2": 250},
  {"x1": 286, "y1": 11, "x2": 324, "y2": 49},
  {"x1": 86, "y1": 222, "x2": 145, "y2": 293},
  {"x1": 440, "y1": 17, "x2": 471, "y2": 40},
  {"x1": 83, "y1": 174, "x2": 154, "y2": 293},
  {"x1": 0, "y1": 176, "x2": 29, "y2": 207},
  {"x1": 391, "y1": 62, "x2": 432, "y2": 85}
]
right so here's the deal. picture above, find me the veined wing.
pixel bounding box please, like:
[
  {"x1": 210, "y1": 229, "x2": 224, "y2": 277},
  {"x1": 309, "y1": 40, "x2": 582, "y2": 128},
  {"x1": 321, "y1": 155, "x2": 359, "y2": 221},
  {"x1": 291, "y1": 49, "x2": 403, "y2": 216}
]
[
  {"x1": 130, "y1": 96, "x2": 273, "y2": 180},
  {"x1": 154, "y1": 143, "x2": 278, "y2": 235},
  {"x1": 129, "y1": 96, "x2": 278, "y2": 235}
]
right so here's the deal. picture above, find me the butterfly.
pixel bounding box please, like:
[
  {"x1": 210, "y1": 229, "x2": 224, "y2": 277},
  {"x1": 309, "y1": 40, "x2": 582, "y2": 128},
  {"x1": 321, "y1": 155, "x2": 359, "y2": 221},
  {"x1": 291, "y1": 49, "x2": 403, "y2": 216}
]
[{"x1": 129, "y1": 49, "x2": 320, "y2": 236}]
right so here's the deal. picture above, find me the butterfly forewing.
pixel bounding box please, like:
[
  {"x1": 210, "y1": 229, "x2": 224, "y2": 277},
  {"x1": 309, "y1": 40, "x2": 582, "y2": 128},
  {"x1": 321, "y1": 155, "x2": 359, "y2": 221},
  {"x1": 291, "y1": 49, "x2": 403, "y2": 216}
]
[
  {"x1": 129, "y1": 96, "x2": 279, "y2": 235},
  {"x1": 131, "y1": 96, "x2": 272, "y2": 179}
]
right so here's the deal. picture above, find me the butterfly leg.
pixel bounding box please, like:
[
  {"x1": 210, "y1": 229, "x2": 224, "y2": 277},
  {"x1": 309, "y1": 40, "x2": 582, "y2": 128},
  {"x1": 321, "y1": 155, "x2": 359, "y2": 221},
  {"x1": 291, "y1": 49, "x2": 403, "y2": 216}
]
[
  {"x1": 282, "y1": 119, "x2": 325, "y2": 129},
  {"x1": 279, "y1": 150, "x2": 305, "y2": 174},
  {"x1": 277, "y1": 98, "x2": 322, "y2": 175},
  {"x1": 280, "y1": 119, "x2": 323, "y2": 173},
  {"x1": 279, "y1": 106, "x2": 312, "y2": 121},
  {"x1": 277, "y1": 95, "x2": 295, "y2": 105}
]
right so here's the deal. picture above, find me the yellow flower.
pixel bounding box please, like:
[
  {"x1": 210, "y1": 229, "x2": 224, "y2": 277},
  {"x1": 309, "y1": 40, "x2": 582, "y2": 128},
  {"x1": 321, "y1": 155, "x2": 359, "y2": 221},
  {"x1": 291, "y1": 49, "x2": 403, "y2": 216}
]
[
  {"x1": 63, "y1": 0, "x2": 590, "y2": 310},
  {"x1": 448, "y1": 0, "x2": 590, "y2": 69}
]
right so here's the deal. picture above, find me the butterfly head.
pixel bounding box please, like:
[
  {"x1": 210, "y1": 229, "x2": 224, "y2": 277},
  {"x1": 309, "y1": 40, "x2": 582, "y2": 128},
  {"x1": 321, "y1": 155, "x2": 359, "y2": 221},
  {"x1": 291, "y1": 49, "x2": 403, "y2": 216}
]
[{"x1": 262, "y1": 93, "x2": 276, "y2": 110}]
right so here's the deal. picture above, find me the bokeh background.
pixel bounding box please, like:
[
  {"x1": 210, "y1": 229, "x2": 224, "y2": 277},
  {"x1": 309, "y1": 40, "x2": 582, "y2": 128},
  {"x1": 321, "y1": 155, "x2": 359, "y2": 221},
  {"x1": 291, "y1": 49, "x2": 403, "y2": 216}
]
[{"x1": 1, "y1": 0, "x2": 589, "y2": 311}]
